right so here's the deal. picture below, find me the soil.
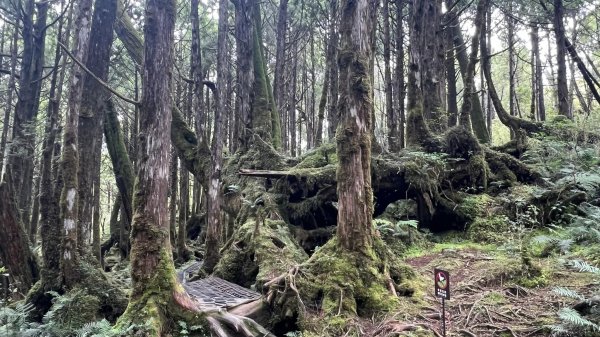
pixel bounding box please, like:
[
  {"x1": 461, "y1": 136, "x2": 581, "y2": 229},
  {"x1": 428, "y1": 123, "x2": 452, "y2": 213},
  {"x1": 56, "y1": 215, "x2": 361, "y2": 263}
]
[{"x1": 361, "y1": 242, "x2": 598, "y2": 337}]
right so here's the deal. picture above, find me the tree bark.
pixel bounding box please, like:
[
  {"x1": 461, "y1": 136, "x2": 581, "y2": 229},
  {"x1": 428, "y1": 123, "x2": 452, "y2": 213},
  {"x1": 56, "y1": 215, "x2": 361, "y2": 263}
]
[
  {"x1": 78, "y1": 0, "x2": 117, "y2": 253},
  {"x1": 203, "y1": 0, "x2": 229, "y2": 274},
  {"x1": 384, "y1": 0, "x2": 398, "y2": 152},
  {"x1": 0, "y1": 23, "x2": 18, "y2": 174},
  {"x1": 9, "y1": 1, "x2": 48, "y2": 227},
  {"x1": 327, "y1": 0, "x2": 339, "y2": 140},
  {"x1": 554, "y1": 0, "x2": 571, "y2": 118},
  {"x1": 0, "y1": 180, "x2": 38, "y2": 294},
  {"x1": 396, "y1": 0, "x2": 405, "y2": 148},
  {"x1": 336, "y1": 0, "x2": 375, "y2": 252},
  {"x1": 446, "y1": 0, "x2": 489, "y2": 142},
  {"x1": 60, "y1": 0, "x2": 94, "y2": 287},
  {"x1": 532, "y1": 25, "x2": 546, "y2": 121}
]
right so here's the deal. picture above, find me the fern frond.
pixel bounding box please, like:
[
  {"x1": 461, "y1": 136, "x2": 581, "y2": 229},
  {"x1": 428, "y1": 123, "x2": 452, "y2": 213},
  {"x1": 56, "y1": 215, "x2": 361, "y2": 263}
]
[
  {"x1": 552, "y1": 287, "x2": 584, "y2": 300},
  {"x1": 558, "y1": 308, "x2": 600, "y2": 330},
  {"x1": 570, "y1": 260, "x2": 600, "y2": 274}
]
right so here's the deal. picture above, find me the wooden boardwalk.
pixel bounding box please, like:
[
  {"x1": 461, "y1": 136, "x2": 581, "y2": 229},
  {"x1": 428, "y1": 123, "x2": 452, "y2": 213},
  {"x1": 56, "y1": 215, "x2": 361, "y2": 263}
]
[{"x1": 178, "y1": 261, "x2": 262, "y2": 310}]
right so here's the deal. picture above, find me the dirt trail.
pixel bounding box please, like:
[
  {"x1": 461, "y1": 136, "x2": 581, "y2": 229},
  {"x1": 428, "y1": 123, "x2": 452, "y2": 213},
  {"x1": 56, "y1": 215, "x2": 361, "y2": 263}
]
[{"x1": 370, "y1": 245, "x2": 598, "y2": 337}]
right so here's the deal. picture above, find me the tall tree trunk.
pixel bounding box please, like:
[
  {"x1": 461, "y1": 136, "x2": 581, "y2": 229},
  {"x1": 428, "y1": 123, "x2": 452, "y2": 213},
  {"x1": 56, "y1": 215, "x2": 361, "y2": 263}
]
[
  {"x1": 327, "y1": 0, "x2": 339, "y2": 140},
  {"x1": 396, "y1": 0, "x2": 405, "y2": 148},
  {"x1": 0, "y1": 23, "x2": 18, "y2": 175},
  {"x1": 191, "y1": 0, "x2": 205, "y2": 144},
  {"x1": 336, "y1": 0, "x2": 375, "y2": 252},
  {"x1": 446, "y1": 0, "x2": 489, "y2": 142},
  {"x1": 9, "y1": 1, "x2": 48, "y2": 227},
  {"x1": 384, "y1": 0, "x2": 398, "y2": 151},
  {"x1": 316, "y1": 56, "x2": 328, "y2": 147},
  {"x1": 78, "y1": 0, "x2": 117, "y2": 253},
  {"x1": 38, "y1": 0, "x2": 70, "y2": 292},
  {"x1": 203, "y1": 0, "x2": 229, "y2": 274},
  {"x1": 445, "y1": 4, "x2": 458, "y2": 127},
  {"x1": 274, "y1": 0, "x2": 288, "y2": 131},
  {"x1": 60, "y1": 0, "x2": 94, "y2": 287},
  {"x1": 532, "y1": 25, "x2": 546, "y2": 121},
  {"x1": 169, "y1": 149, "x2": 178, "y2": 247},
  {"x1": 116, "y1": 0, "x2": 201, "y2": 331},
  {"x1": 554, "y1": 0, "x2": 570, "y2": 118},
  {"x1": 507, "y1": 2, "x2": 517, "y2": 136}
]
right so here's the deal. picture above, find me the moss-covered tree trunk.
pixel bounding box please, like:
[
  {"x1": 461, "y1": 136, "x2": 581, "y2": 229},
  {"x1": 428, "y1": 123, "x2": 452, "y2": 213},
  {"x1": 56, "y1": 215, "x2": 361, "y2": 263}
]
[
  {"x1": 336, "y1": 0, "x2": 375, "y2": 252},
  {"x1": 60, "y1": 0, "x2": 93, "y2": 287},
  {"x1": 116, "y1": 0, "x2": 197, "y2": 333}
]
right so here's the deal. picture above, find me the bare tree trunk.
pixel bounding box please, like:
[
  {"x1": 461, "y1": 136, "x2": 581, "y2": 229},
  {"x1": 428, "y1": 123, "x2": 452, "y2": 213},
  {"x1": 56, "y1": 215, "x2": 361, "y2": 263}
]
[
  {"x1": 0, "y1": 22, "x2": 18, "y2": 175},
  {"x1": 396, "y1": 0, "x2": 405, "y2": 148},
  {"x1": 78, "y1": 0, "x2": 117, "y2": 254},
  {"x1": 203, "y1": 0, "x2": 229, "y2": 273},
  {"x1": 191, "y1": 0, "x2": 205, "y2": 144},
  {"x1": 327, "y1": 0, "x2": 339, "y2": 140},
  {"x1": 169, "y1": 149, "x2": 178, "y2": 247},
  {"x1": 532, "y1": 25, "x2": 546, "y2": 121},
  {"x1": 384, "y1": 0, "x2": 398, "y2": 151},
  {"x1": 9, "y1": 1, "x2": 48, "y2": 227},
  {"x1": 445, "y1": 4, "x2": 458, "y2": 128},
  {"x1": 554, "y1": 0, "x2": 570, "y2": 118},
  {"x1": 507, "y1": 2, "x2": 517, "y2": 137}
]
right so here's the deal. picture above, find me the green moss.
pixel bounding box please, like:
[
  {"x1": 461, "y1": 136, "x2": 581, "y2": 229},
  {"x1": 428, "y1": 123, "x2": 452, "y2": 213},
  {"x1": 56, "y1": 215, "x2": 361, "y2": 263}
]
[
  {"x1": 214, "y1": 219, "x2": 308, "y2": 287},
  {"x1": 517, "y1": 267, "x2": 550, "y2": 288},
  {"x1": 294, "y1": 237, "x2": 417, "y2": 336},
  {"x1": 295, "y1": 143, "x2": 338, "y2": 169},
  {"x1": 468, "y1": 215, "x2": 510, "y2": 243},
  {"x1": 482, "y1": 291, "x2": 506, "y2": 305}
]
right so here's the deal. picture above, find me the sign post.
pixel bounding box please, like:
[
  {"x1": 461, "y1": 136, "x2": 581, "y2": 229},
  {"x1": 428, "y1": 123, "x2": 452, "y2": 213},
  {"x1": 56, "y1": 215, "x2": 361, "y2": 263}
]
[{"x1": 434, "y1": 268, "x2": 450, "y2": 337}]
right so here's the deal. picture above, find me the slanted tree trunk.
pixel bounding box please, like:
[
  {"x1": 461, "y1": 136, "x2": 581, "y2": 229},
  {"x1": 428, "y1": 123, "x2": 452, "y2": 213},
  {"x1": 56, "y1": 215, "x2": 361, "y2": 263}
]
[{"x1": 554, "y1": 0, "x2": 571, "y2": 118}]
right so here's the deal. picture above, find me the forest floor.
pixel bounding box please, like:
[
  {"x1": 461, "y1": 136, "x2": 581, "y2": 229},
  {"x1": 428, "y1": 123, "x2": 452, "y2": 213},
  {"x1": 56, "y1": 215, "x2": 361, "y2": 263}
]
[{"x1": 366, "y1": 238, "x2": 599, "y2": 337}]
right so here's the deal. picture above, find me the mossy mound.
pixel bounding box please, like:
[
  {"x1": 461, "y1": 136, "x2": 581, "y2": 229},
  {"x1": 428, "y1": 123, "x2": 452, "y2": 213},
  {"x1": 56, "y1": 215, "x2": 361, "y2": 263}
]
[
  {"x1": 294, "y1": 142, "x2": 337, "y2": 169},
  {"x1": 213, "y1": 219, "x2": 308, "y2": 288},
  {"x1": 288, "y1": 237, "x2": 416, "y2": 336}
]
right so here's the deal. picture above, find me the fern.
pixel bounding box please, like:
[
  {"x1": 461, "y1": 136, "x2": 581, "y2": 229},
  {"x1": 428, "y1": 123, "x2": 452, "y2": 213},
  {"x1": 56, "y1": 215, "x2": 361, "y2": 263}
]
[
  {"x1": 569, "y1": 260, "x2": 600, "y2": 274},
  {"x1": 552, "y1": 287, "x2": 585, "y2": 300},
  {"x1": 557, "y1": 308, "x2": 600, "y2": 331},
  {"x1": 75, "y1": 319, "x2": 112, "y2": 337}
]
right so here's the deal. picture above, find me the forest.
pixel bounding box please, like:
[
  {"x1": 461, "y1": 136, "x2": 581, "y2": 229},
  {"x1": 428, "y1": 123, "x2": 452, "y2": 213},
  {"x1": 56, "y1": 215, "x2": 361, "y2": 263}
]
[{"x1": 0, "y1": 0, "x2": 600, "y2": 336}]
